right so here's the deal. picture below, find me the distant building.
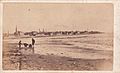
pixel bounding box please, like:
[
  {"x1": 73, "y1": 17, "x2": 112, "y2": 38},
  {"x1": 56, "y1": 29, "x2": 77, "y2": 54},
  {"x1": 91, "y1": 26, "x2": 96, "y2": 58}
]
[
  {"x1": 14, "y1": 26, "x2": 19, "y2": 36},
  {"x1": 24, "y1": 31, "x2": 38, "y2": 36},
  {"x1": 39, "y1": 29, "x2": 41, "y2": 33},
  {"x1": 14, "y1": 25, "x2": 23, "y2": 36}
]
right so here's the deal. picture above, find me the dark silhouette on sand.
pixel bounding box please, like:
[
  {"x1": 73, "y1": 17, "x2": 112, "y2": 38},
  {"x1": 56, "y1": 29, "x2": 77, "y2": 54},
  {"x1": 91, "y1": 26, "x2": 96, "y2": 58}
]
[
  {"x1": 32, "y1": 38, "x2": 35, "y2": 47},
  {"x1": 18, "y1": 40, "x2": 22, "y2": 49}
]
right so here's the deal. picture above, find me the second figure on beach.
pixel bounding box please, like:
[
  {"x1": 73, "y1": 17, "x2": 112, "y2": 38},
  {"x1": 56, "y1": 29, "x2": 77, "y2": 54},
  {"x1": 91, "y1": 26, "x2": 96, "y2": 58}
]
[{"x1": 32, "y1": 38, "x2": 35, "y2": 47}]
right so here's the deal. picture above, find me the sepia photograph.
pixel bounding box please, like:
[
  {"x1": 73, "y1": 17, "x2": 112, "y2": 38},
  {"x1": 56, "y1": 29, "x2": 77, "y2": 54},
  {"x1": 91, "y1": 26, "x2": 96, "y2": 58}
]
[{"x1": 2, "y1": 3, "x2": 114, "y2": 71}]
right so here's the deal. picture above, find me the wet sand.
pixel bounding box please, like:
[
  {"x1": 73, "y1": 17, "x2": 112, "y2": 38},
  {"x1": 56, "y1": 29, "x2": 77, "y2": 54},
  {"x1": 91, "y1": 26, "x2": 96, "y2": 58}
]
[{"x1": 3, "y1": 41, "x2": 113, "y2": 70}]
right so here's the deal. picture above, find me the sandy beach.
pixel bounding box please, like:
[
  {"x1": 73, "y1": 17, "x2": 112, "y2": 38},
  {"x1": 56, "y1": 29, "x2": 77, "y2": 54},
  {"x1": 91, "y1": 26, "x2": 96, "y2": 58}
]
[{"x1": 3, "y1": 34, "x2": 113, "y2": 70}]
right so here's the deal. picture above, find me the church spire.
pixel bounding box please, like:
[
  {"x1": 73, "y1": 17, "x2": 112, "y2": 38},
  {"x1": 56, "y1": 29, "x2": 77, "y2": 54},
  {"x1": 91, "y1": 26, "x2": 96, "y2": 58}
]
[
  {"x1": 39, "y1": 29, "x2": 41, "y2": 33},
  {"x1": 16, "y1": 25, "x2": 17, "y2": 32}
]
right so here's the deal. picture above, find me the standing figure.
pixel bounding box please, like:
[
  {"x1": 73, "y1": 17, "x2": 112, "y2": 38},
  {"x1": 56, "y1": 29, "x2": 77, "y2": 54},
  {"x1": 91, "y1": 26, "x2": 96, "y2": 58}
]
[
  {"x1": 32, "y1": 38, "x2": 35, "y2": 47},
  {"x1": 32, "y1": 38, "x2": 35, "y2": 54},
  {"x1": 18, "y1": 40, "x2": 22, "y2": 49}
]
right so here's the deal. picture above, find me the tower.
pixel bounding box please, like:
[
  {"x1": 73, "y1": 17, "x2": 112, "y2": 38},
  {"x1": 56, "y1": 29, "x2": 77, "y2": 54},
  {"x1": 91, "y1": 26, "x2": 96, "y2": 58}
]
[
  {"x1": 16, "y1": 25, "x2": 18, "y2": 33},
  {"x1": 39, "y1": 29, "x2": 41, "y2": 33},
  {"x1": 43, "y1": 28, "x2": 44, "y2": 32},
  {"x1": 7, "y1": 30, "x2": 9, "y2": 36}
]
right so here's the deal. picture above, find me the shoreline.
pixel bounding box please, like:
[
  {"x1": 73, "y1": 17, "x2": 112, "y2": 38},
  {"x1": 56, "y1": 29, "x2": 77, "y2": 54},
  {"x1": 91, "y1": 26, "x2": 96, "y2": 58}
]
[{"x1": 3, "y1": 41, "x2": 113, "y2": 70}]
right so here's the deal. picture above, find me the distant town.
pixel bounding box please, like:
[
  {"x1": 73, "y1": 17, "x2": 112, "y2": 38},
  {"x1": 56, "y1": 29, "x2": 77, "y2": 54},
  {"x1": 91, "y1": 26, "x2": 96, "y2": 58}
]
[{"x1": 3, "y1": 26, "x2": 103, "y2": 38}]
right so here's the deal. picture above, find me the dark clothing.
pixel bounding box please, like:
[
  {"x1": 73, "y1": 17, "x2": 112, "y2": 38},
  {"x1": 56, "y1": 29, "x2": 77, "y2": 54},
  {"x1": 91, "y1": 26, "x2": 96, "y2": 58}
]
[
  {"x1": 23, "y1": 43, "x2": 28, "y2": 47},
  {"x1": 29, "y1": 44, "x2": 32, "y2": 48},
  {"x1": 32, "y1": 38, "x2": 35, "y2": 46},
  {"x1": 18, "y1": 40, "x2": 22, "y2": 48}
]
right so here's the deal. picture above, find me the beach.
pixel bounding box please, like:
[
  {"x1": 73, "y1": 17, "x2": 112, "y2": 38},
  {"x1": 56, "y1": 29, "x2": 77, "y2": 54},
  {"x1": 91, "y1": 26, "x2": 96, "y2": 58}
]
[{"x1": 3, "y1": 33, "x2": 113, "y2": 70}]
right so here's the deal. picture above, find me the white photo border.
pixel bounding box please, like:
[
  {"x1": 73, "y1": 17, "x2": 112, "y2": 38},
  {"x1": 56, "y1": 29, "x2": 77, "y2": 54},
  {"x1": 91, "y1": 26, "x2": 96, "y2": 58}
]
[{"x1": 0, "y1": 0, "x2": 120, "y2": 73}]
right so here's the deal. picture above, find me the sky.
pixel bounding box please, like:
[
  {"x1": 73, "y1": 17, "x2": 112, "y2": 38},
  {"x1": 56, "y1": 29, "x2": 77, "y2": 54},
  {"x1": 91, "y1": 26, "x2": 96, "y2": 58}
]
[{"x1": 3, "y1": 3, "x2": 114, "y2": 33}]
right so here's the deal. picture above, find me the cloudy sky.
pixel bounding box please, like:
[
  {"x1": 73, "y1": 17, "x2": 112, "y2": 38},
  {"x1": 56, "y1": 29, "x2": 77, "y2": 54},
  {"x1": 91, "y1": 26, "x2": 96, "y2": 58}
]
[{"x1": 3, "y1": 3, "x2": 113, "y2": 33}]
